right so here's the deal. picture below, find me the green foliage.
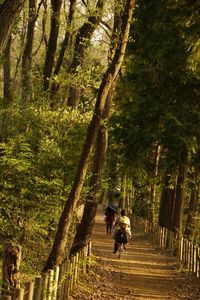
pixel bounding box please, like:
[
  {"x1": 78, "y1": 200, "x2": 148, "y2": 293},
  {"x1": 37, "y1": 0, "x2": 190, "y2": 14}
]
[
  {"x1": 0, "y1": 105, "x2": 91, "y2": 272},
  {"x1": 108, "y1": 0, "x2": 200, "y2": 221}
]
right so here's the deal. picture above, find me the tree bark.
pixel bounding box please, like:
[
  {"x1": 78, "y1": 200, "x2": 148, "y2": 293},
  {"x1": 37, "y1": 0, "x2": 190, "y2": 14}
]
[
  {"x1": 0, "y1": 0, "x2": 25, "y2": 57},
  {"x1": 43, "y1": 0, "x2": 62, "y2": 91},
  {"x1": 67, "y1": 0, "x2": 104, "y2": 108},
  {"x1": 185, "y1": 189, "x2": 199, "y2": 239},
  {"x1": 21, "y1": 0, "x2": 37, "y2": 104},
  {"x1": 69, "y1": 85, "x2": 113, "y2": 257},
  {"x1": 3, "y1": 36, "x2": 12, "y2": 106},
  {"x1": 158, "y1": 173, "x2": 175, "y2": 230},
  {"x1": 172, "y1": 148, "x2": 188, "y2": 235},
  {"x1": 50, "y1": 0, "x2": 76, "y2": 98},
  {"x1": 43, "y1": 0, "x2": 136, "y2": 271}
]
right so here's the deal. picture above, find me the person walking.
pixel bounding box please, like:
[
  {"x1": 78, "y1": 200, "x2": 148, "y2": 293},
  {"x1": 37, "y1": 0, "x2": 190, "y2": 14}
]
[
  {"x1": 104, "y1": 205, "x2": 115, "y2": 235},
  {"x1": 113, "y1": 209, "x2": 131, "y2": 253}
]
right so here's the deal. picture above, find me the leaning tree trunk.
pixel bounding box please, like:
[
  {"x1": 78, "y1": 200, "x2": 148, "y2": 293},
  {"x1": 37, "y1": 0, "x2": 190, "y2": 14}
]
[
  {"x1": 43, "y1": 0, "x2": 136, "y2": 271},
  {"x1": 43, "y1": 0, "x2": 62, "y2": 91},
  {"x1": 21, "y1": 0, "x2": 37, "y2": 104},
  {"x1": 69, "y1": 85, "x2": 114, "y2": 257},
  {"x1": 0, "y1": 0, "x2": 25, "y2": 57}
]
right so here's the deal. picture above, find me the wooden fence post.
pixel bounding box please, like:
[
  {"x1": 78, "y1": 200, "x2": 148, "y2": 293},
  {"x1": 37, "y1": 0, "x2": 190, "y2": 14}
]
[
  {"x1": 196, "y1": 247, "x2": 200, "y2": 278},
  {"x1": 74, "y1": 253, "x2": 79, "y2": 284},
  {"x1": 52, "y1": 266, "x2": 59, "y2": 300},
  {"x1": 86, "y1": 241, "x2": 92, "y2": 274},
  {"x1": 33, "y1": 277, "x2": 42, "y2": 300},
  {"x1": 42, "y1": 272, "x2": 49, "y2": 300},
  {"x1": 24, "y1": 281, "x2": 34, "y2": 300},
  {"x1": 13, "y1": 287, "x2": 24, "y2": 300}
]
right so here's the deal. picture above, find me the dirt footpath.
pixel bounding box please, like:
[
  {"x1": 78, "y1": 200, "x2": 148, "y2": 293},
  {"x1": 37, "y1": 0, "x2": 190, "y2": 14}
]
[{"x1": 71, "y1": 208, "x2": 200, "y2": 300}]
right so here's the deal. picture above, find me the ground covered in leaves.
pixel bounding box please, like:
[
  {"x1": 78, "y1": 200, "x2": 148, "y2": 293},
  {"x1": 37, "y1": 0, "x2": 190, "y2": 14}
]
[
  {"x1": 70, "y1": 248, "x2": 200, "y2": 300},
  {"x1": 69, "y1": 209, "x2": 200, "y2": 299}
]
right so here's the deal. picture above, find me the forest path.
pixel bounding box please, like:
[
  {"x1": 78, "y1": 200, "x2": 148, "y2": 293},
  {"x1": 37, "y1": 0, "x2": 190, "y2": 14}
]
[
  {"x1": 92, "y1": 206, "x2": 174, "y2": 299},
  {"x1": 71, "y1": 206, "x2": 199, "y2": 299}
]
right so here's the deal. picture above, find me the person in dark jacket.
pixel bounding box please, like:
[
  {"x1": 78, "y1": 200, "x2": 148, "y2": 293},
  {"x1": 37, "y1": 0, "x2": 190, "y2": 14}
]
[{"x1": 104, "y1": 205, "x2": 115, "y2": 235}]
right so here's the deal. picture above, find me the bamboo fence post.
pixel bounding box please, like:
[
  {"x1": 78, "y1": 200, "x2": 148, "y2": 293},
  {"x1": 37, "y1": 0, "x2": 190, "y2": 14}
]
[
  {"x1": 68, "y1": 258, "x2": 74, "y2": 296},
  {"x1": 161, "y1": 228, "x2": 164, "y2": 247},
  {"x1": 58, "y1": 261, "x2": 66, "y2": 300},
  {"x1": 33, "y1": 277, "x2": 42, "y2": 300},
  {"x1": 47, "y1": 269, "x2": 54, "y2": 300},
  {"x1": 196, "y1": 247, "x2": 200, "y2": 278},
  {"x1": 158, "y1": 227, "x2": 161, "y2": 246},
  {"x1": 86, "y1": 241, "x2": 92, "y2": 274},
  {"x1": 24, "y1": 281, "x2": 34, "y2": 300},
  {"x1": 13, "y1": 287, "x2": 24, "y2": 300},
  {"x1": 169, "y1": 230, "x2": 173, "y2": 253},
  {"x1": 183, "y1": 239, "x2": 186, "y2": 265},
  {"x1": 82, "y1": 246, "x2": 87, "y2": 273},
  {"x1": 52, "y1": 266, "x2": 59, "y2": 300},
  {"x1": 1, "y1": 296, "x2": 12, "y2": 300},
  {"x1": 61, "y1": 260, "x2": 70, "y2": 299},
  {"x1": 186, "y1": 240, "x2": 189, "y2": 268},
  {"x1": 189, "y1": 241, "x2": 192, "y2": 271},
  {"x1": 179, "y1": 237, "x2": 183, "y2": 261},
  {"x1": 42, "y1": 272, "x2": 49, "y2": 300},
  {"x1": 193, "y1": 243, "x2": 196, "y2": 273},
  {"x1": 74, "y1": 252, "x2": 79, "y2": 284}
]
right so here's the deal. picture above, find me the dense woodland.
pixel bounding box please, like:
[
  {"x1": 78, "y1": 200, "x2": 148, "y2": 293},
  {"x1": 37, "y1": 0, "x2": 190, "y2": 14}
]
[{"x1": 0, "y1": 0, "x2": 199, "y2": 278}]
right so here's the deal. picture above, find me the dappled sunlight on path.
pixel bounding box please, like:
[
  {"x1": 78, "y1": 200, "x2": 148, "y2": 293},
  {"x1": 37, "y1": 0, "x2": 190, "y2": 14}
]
[{"x1": 92, "y1": 207, "x2": 174, "y2": 299}]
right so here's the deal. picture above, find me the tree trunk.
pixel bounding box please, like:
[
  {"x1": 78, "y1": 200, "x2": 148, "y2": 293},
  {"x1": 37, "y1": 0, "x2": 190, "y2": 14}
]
[
  {"x1": 158, "y1": 173, "x2": 175, "y2": 230},
  {"x1": 21, "y1": 0, "x2": 37, "y2": 104},
  {"x1": 43, "y1": 0, "x2": 136, "y2": 271},
  {"x1": 50, "y1": 0, "x2": 76, "y2": 99},
  {"x1": 172, "y1": 149, "x2": 188, "y2": 235},
  {"x1": 43, "y1": 0, "x2": 62, "y2": 91},
  {"x1": 67, "y1": 0, "x2": 104, "y2": 108},
  {"x1": 69, "y1": 84, "x2": 114, "y2": 257},
  {"x1": 149, "y1": 144, "x2": 161, "y2": 221},
  {"x1": 3, "y1": 36, "x2": 12, "y2": 106},
  {"x1": 0, "y1": 0, "x2": 25, "y2": 57},
  {"x1": 185, "y1": 189, "x2": 199, "y2": 239}
]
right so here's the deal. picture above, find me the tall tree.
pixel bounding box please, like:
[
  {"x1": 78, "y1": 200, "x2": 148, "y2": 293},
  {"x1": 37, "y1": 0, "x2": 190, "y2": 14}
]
[
  {"x1": 67, "y1": 0, "x2": 104, "y2": 108},
  {"x1": 69, "y1": 85, "x2": 113, "y2": 256},
  {"x1": 43, "y1": 0, "x2": 136, "y2": 271},
  {"x1": 0, "y1": 0, "x2": 25, "y2": 57},
  {"x1": 43, "y1": 0, "x2": 62, "y2": 91},
  {"x1": 21, "y1": 0, "x2": 37, "y2": 104}
]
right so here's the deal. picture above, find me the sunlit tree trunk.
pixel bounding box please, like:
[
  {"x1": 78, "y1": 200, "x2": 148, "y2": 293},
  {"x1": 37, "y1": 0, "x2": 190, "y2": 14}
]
[
  {"x1": 21, "y1": 0, "x2": 37, "y2": 104},
  {"x1": 50, "y1": 0, "x2": 76, "y2": 99},
  {"x1": 43, "y1": 0, "x2": 136, "y2": 271},
  {"x1": 43, "y1": 0, "x2": 62, "y2": 91},
  {"x1": 69, "y1": 90, "x2": 112, "y2": 256},
  {"x1": 67, "y1": 0, "x2": 104, "y2": 108},
  {"x1": 149, "y1": 144, "x2": 161, "y2": 221},
  {"x1": 0, "y1": 0, "x2": 25, "y2": 57},
  {"x1": 3, "y1": 36, "x2": 12, "y2": 106}
]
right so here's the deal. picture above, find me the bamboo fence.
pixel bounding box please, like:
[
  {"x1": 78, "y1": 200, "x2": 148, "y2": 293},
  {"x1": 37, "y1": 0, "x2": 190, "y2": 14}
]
[{"x1": 132, "y1": 216, "x2": 200, "y2": 278}]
